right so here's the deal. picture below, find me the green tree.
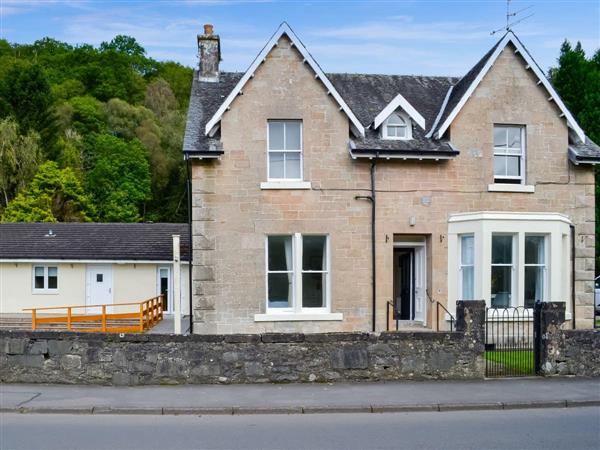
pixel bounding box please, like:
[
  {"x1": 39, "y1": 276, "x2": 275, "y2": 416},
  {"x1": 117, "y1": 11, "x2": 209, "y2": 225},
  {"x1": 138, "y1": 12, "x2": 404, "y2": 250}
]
[
  {"x1": 85, "y1": 134, "x2": 151, "y2": 222},
  {"x1": 1, "y1": 161, "x2": 94, "y2": 222},
  {"x1": 0, "y1": 118, "x2": 41, "y2": 207},
  {"x1": 550, "y1": 40, "x2": 600, "y2": 273}
]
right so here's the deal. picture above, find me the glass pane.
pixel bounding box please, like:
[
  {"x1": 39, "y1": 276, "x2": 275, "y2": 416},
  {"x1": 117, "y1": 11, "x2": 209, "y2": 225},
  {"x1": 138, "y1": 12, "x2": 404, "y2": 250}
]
[
  {"x1": 303, "y1": 236, "x2": 326, "y2": 270},
  {"x1": 302, "y1": 272, "x2": 325, "y2": 308},
  {"x1": 492, "y1": 235, "x2": 512, "y2": 264},
  {"x1": 269, "y1": 152, "x2": 284, "y2": 179},
  {"x1": 268, "y1": 236, "x2": 293, "y2": 271},
  {"x1": 48, "y1": 275, "x2": 58, "y2": 289},
  {"x1": 493, "y1": 127, "x2": 507, "y2": 147},
  {"x1": 525, "y1": 266, "x2": 544, "y2": 308},
  {"x1": 462, "y1": 266, "x2": 474, "y2": 300},
  {"x1": 491, "y1": 266, "x2": 512, "y2": 308},
  {"x1": 493, "y1": 155, "x2": 505, "y2": 176},
  {"x1": 387, "y1": 114, "x2": 404, "y2": 125},
  {"x1": 268, "y1": 273, "x2": 291, "y2": 308},
  {"x1": 160, "y1": 277, "x2": 168, "y2": 295},
  {"x1": 506, "y1": 156, "x2": 520, "y2": 176},
  {"x1": 96, "y1": 274, "x2": 103, "y2": 283},
  {"x1": 34, "y1": 267, "x2": 44, "y2": 289},
  {"x1": 525, "y1": 236, "x2": 545, "y2": 264},
  {"x1": 461, "y1": 235, "x2": 474, "y2": 265},
  {"x1": 268, "y1": 122, "x2": 284, "y2": 150},
  {"x1": 284, "y1": 152, "x2": 301, "y2": 179},
  {"x1": 285, "y1": 122, "x2": 301, "y2": 150},
  {"x1": 507, "y1": 127, "x2": 521, "y2": 148}
]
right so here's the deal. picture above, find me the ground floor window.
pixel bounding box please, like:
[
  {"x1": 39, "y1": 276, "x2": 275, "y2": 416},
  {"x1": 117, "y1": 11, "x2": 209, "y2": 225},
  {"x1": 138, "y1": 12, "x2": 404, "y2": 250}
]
[
  {"x1": 33, "y1": 265, "x2": 58, "y2": 292},
  {"x1": 448, "y1": 212, "x2": 570, "y2": 311},
  {"x1": 266, "y1": 233, "x2": 329, "y2": 313}
]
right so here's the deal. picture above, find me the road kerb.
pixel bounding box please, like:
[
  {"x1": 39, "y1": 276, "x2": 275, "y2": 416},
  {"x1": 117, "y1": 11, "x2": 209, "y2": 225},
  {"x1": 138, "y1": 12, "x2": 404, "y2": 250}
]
[
  {"x1": 233, "y1": 406, "x2": 303, "y2": 415},
  {"x1": 565, "y1": 399, "x2": 600, "y2": 408},
  {"x1": 162, "y1": 407, "x2": 234, "y2": 415},
  {"x1": 371, "y1": 404, "x2": 438, "y2": 413},
  {"x1": 302, "y1": 405, "x2": 373, "y2": 414},
  {"x1": 502, "y1": 400, "x2": 567, "y2": 410},
  {"x1": 438, "y1": 402, "x2": 503, "y2": 412},
  {"x1": 18, "y1": 407, "x2": 94, "y2": 414},
  {"x1": 92, "y1": 407, "x2": 163, "y2": 415}
]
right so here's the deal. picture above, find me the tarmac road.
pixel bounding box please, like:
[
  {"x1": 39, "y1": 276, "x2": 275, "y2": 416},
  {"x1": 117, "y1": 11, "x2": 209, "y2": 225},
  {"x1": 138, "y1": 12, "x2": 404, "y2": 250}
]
[{"x1": 1, "y1": 406, "x2": 599, "y2": 450}]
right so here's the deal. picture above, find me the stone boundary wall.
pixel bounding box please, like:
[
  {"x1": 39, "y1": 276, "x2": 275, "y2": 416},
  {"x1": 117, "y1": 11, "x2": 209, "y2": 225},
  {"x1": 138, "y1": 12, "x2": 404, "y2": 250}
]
[
  {"x1": 1, "y1": 302, "x2": 486, "y2": 385},
  {"x1": 0, "y1": 329, "x2": 484, "y2": 385}
]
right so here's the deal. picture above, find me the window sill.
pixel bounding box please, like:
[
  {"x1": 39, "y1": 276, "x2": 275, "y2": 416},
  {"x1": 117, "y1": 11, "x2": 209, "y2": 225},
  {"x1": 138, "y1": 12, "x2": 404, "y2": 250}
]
[
  {"x1": 254, "y1": 312, "x2": 343, "y2": 322},
  {"x1": 260, "y1": 181, "x2": 311, "y2": 190},
  {"x1": 487, "y1": 184, "x2": 535, "y2": 193},
  {"x1": 32, "y1": 290, "x2": 59, "y2": 295}
]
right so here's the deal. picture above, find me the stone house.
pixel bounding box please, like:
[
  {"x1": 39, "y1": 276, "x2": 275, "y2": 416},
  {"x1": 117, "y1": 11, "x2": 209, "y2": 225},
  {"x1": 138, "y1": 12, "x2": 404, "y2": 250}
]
[{"x1": 183, "y1": 23, "x2": 599, "y2": 334}]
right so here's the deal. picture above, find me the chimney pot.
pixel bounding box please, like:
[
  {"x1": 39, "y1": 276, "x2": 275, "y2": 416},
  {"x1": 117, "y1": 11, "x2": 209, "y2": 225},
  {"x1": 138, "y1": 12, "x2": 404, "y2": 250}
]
[{"x1": 203, "y1": 23, "x2": 213, "y2": 35}]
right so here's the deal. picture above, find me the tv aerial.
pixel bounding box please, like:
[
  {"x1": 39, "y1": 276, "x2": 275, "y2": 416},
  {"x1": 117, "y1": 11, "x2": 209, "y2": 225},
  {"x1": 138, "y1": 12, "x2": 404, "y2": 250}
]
[{"x1": 491, "y1": 0, "x2": 534, "y2": 35}]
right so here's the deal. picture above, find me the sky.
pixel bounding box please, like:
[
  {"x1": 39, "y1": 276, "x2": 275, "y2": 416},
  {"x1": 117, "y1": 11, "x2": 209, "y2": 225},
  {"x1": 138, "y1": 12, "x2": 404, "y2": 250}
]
[{"x1": 1, "y1": 0, "x2": 599, "y2": 76}]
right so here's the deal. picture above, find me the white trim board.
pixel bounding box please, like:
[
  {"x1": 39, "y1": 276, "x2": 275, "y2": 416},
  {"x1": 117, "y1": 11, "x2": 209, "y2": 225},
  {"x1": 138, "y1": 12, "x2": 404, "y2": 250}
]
[
  {"x1": 373, "y1": 93, "x2": 426, "y2": 130},
  {"x1": 203, "y1": 22, "x2": 365, "y2": 138},
  {"x1": 435, "y1": 32, "x2": 585, "y2": 142}
]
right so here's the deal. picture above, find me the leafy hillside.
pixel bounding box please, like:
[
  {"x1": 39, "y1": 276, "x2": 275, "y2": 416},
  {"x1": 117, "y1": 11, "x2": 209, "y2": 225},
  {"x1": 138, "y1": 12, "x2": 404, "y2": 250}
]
[{"x1": 0, "y1": 36, "x2": 192, "y2": 223}]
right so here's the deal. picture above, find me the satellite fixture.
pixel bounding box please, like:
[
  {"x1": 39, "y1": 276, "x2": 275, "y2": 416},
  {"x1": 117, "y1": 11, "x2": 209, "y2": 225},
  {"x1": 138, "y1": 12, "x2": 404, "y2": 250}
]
[{"x1": 491, "y1": 0, "x2": 534, "y2": 35}]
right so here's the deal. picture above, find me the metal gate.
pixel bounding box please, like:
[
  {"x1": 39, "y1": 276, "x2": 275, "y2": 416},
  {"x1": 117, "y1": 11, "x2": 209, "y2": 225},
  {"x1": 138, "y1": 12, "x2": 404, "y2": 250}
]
[{"x1": 485, "y1": 307, "x2": 540, "y2": 377}]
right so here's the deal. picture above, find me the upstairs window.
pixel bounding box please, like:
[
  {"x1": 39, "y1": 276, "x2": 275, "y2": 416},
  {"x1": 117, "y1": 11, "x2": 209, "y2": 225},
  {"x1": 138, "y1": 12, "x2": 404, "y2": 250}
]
[
  {"x1": 493, "y1": 125, "x2": 525, "y2": 184},
  {"x1": 268, "y1": 121, "x2": 302, "y2": 180},
  {"x1": 382, "y1": 113, "x2": 410, "y2": 140}
]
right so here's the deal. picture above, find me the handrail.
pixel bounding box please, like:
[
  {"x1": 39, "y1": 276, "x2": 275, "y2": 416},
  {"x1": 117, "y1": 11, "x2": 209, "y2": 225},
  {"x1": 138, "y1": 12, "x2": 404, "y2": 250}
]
[
  {"x1": 436, "y1": 301, "x2": 455, "y2": 332},
  {"x1": 24, "y1": 294, "x2": 165, "y2": 333}
]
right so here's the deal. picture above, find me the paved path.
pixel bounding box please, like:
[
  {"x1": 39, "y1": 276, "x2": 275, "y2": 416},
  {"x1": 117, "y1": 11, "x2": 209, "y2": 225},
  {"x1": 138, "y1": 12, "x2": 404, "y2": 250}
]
[
  {"x1": 2, "y1": 407, "x2": 599, "y2": 449},
  {"x1": 1, "y1": 377, "x2": 598, "y2": 415}
]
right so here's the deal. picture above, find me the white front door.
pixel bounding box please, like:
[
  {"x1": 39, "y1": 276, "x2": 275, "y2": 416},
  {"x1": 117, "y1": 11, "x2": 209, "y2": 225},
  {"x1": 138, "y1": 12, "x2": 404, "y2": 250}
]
[
  {"x1": 86, "y1": 264, "x2": 113, "y2": 313},
  {"x1": 413, "y1": 246, "x2": 426, "y2": 323}
]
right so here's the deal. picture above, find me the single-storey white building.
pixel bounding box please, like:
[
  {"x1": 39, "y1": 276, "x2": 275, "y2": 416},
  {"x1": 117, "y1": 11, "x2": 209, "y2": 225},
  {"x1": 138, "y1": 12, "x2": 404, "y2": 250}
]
[{"x1": 0, "y1": 223, "x2": 190, "y2": 316}]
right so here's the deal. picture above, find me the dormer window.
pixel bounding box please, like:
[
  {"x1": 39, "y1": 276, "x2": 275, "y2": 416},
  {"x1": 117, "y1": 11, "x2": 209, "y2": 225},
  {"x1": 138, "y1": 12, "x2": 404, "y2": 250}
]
[{"x1": 382, "y1": 113, "x2": 411, "y2": 140}]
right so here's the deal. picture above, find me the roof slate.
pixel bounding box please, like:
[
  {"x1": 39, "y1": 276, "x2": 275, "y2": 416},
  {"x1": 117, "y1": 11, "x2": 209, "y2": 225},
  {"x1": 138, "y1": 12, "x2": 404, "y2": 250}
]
[{"x1": 0, "y1": 223, "x2": 190, "y2": 261}]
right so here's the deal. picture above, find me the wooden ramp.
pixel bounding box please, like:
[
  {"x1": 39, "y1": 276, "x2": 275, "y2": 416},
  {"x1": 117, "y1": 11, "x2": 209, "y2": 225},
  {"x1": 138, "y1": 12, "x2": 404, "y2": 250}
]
[{"x1": 22, "y1": 295, "x2": 165, "y2": 333}]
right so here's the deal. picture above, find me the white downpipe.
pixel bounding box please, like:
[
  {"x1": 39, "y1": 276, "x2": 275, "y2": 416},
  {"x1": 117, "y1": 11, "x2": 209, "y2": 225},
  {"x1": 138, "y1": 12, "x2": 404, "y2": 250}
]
[{"x1": 172, "y1": 235, "x2": 181, "y2": 334}]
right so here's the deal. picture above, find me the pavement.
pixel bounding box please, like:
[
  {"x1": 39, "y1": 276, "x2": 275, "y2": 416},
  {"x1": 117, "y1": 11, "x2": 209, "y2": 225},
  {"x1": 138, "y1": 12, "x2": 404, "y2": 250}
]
[{"x1": 1, "y1": 377, "x2": 599, "y2": 415}]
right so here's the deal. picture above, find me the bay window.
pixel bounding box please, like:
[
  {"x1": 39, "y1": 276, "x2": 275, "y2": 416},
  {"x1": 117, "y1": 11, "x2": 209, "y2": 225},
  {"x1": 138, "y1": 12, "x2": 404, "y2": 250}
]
[
  {"x1": 491, "y1": 235, "x2": 514, "y2": 308},
  {"x1": 460, "y1": 235, "x2": 474, "y2": 300},
  {"x1": 266, "y1": 234, "x2": 329, "y2": 313},
  {"x1": 524, "y1": 235, "x2": 546, "y2": 308}
]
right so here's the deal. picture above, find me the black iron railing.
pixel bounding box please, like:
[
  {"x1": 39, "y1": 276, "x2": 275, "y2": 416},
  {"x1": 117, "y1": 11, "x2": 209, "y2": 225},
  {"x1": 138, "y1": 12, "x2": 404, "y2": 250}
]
[
  {"x1": 485, "y1": 307, "x2": 535, "y2": 377},
  {"x1": 436, "y1": 301, "x2": 455, "y2": 332}
]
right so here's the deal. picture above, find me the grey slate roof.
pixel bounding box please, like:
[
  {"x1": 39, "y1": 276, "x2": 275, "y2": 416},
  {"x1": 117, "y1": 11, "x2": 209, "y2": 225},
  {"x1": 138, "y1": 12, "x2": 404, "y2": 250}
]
[
  {"x1": 183, "y1": 33, "x2": 600, "y2": 162},
  {"x1": 0, "y1": 223, "x2": 190, "y2": 261}
]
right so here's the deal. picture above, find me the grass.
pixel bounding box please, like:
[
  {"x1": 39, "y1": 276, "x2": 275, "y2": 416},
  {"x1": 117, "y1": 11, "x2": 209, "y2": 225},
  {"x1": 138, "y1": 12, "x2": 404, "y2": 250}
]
[{"x1": 485, "y1": 350, "x2": 534, "y2": 375}]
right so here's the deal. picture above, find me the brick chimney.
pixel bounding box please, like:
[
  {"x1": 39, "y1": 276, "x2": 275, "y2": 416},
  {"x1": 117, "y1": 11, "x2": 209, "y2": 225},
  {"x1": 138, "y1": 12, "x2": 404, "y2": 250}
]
[{"x1": 198, "y1": 23, "x2": 220, "y2": 82}]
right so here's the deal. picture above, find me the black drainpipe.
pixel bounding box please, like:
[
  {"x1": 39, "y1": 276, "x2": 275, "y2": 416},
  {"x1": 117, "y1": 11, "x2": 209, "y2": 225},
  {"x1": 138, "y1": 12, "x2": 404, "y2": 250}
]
[
  {"x1": 570, "y1": 224, "x2": 576, "y2": 329},
  {"x1": 356, "y1": 158, "x2": 377, "y2": 332},
  {"x1": 186, "y1": 155, "x2": 194, "y2": 335}
]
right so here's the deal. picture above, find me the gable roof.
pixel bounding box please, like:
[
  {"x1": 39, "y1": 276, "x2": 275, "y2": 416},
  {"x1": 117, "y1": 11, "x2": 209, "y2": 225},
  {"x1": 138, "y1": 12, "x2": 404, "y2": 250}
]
[
  {"x1": 0, "y1": 223, "x2": 190, "y2": 262},
  {"x1": 203, "y1": 22, "x2": 365, "y2": 138},
  {"x1": 432, "y1": 32, "x2": 586, "y2": 142},
  {"x1": 372, "y1": 93, "x2": 426, "y2": 130}
]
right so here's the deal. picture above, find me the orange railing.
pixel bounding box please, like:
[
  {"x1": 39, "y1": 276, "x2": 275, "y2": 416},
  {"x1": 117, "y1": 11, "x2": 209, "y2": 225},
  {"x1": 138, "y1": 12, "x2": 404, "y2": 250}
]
[{"x1": 23, "y1": 294, "x2": 164, "y2": 333}]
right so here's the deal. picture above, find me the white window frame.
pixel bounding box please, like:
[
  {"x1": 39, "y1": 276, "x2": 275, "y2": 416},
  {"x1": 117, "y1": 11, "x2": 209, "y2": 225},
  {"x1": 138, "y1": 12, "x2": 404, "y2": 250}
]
[
  {"x1": 523, "y1": 234, "x2": 548, "y2": 308},
  {"x1": 382, "y1": 112, "x2": 412, "y2": 140},
  {"x1": 32, "y1": 265, "x2": 59, "y2": 294},
  {"x1": 493, "y1": 125, "x2": 526, "y2": 184},
  {"x1": 490, "y1": 233, "x2": 516, "y2": 308},
  {"x1": 267, "y1": 120, "x2": 303, "y2": 181},
  {"x1": 264, "y1": 233, "x2": 330, "y2": 315},
  {"x1": 459, "y1": 234, "x2": 475, "y2": 300}
]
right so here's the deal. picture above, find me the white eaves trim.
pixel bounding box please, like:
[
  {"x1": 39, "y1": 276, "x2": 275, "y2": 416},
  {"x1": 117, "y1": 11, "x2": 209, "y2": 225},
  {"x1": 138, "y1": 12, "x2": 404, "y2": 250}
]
[
  {"x1": 373, "y1": 93, "x2": 426, "y2": 130},
  {"x1": 435, "y1": 32, "x2": 586, "y2": 142},
  {"x1": 204, "y1": 22, "x2": 365, "y2": 138},
  {"x1": 448, "y1": 211, "x2": 572, "y2": 225}
]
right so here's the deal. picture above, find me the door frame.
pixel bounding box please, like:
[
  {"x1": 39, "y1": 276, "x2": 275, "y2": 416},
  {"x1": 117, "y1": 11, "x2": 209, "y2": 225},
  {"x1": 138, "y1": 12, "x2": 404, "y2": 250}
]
[
  {"x1": 157, "y1": 265, "x2": 173, "y2": 314},
  {"x1": 393, "y1": 239, "x2": 427, "y2": 324},
  {"x1": 85, "y1": 264, "x2": 114, "y2": 313}
]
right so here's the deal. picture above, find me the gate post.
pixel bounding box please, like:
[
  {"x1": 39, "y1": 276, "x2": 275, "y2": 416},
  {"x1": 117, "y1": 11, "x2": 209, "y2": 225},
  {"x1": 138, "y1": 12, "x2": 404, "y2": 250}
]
[
  {"x1": 456, "y1": 301, "x2": 486, "y2": 343},
  {"x1": 534, "y1": 302, "x2": 566, "y2": 375}
]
